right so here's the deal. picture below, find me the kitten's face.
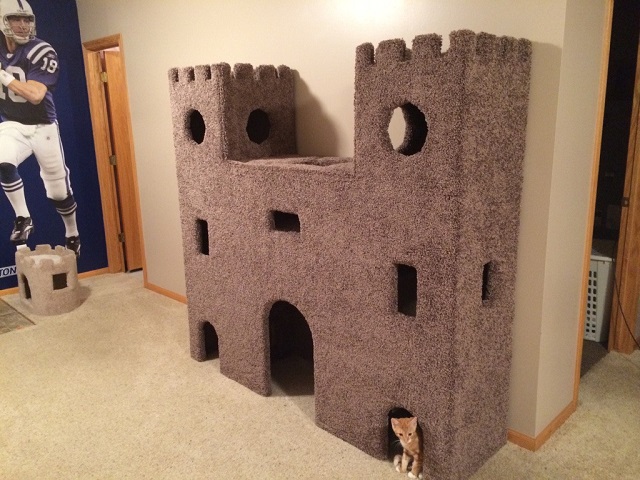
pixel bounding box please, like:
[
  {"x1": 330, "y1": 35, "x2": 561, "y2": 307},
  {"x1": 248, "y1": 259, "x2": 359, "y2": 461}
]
[{"x1": 391, "y1": 416, "x2": 419, "y2": 448}]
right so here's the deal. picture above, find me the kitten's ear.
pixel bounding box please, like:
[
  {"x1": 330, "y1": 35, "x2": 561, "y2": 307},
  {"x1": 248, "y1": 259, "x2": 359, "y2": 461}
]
[
  {"x1": 409, "y1": 417, "x2": 418, "y2": 429},
  {"x1": 391, "y1": 418, "x2": 399, "y2": 429}
]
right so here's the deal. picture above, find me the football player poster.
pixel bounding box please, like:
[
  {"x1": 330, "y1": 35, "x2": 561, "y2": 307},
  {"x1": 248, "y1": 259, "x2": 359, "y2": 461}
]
[{"x1": 0, "y1": 0, "x2": 107, "y2": 290}]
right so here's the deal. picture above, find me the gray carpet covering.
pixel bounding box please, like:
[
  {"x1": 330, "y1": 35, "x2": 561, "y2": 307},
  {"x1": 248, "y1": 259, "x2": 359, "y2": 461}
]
[
  {"x1": 168, "y1": 30, "x2": 531, "y2": 479},
  {"x1": 0, "y1": 272, "x2": 638, "y2": 479}
]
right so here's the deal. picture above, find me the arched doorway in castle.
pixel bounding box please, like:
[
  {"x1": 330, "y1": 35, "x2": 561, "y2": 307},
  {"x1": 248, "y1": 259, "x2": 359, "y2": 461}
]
[
  {"x1": 268, "y1": 300, "x2": 315, "y2": 418},
  {"x1": 202, "y1": 321, "x2": 219, "y2": 360}
]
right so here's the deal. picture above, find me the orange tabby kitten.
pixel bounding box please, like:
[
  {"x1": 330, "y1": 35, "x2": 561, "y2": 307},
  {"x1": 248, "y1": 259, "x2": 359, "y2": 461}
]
[{"x1": 391, "y1": 416, "x2": 424, "y2": 479}]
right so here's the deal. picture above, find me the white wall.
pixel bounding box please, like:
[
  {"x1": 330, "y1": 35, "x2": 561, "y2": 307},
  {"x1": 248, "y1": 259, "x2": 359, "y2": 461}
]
[
  {"x1": 75, "y1": 0, "x2": 608, "y2": 439},
  {"x1": 535, "y1": 0, "x2": 609, "y2": 434}
]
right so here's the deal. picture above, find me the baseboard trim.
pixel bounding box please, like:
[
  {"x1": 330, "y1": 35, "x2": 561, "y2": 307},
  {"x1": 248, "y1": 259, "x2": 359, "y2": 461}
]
[
  {"x1": 78, "y1": 267, "x2": 110, "y2": 279},
  {"x1": 507, "y1": 399, "x2": 577, "y2": 451},
  {"x1": 0, "y1": 286, "x2": 19, "y2": 295},
  {"x1": 1, "y1": 267, "x2": 186, "y2": 304},
  {"x1": 144, "y1": 280, "x2": 187, "y2": 304}
]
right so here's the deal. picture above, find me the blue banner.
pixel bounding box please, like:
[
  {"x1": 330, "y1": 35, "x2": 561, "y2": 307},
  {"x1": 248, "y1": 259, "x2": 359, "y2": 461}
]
[{"x1": 0, "y1": 0, "x2": 108, "y2": 290}]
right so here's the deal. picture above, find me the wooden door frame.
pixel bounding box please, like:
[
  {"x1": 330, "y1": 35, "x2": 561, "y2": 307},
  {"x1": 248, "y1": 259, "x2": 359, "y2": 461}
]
[
  {"x1": 577, "y1": 0, "x2": 639, "y2": 379},
  {"x1": 574, "y1": 0, "x2": 614, "y2": 405},
  {"x1": 102, "y1": 50, "x2": 144, "y2": 271},
  {"x1": 82, "y1": 34, "x2": 146, "y2": 275}
]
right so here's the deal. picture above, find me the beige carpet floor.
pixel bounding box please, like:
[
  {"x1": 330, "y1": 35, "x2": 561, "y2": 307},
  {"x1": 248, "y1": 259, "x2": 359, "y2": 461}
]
[{"x1": 1, "y1": 272, "x2": 638, "y2": 479}]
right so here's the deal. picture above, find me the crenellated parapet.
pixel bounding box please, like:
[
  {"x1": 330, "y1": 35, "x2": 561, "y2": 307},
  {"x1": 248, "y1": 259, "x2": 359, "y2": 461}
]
[
  {"x1": 16, "y1": 244, "x2": 76, "y2": 270},
  {"x1": 169, "y1": 62, "x2": 293, "y2": 85},
  {"x1": 356, "y1": 30, "x2": 531, "y2": 70}
]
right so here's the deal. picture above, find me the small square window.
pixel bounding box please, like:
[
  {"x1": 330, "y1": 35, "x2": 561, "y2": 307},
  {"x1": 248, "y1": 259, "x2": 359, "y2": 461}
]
[
  {"x1": 271, "y1": 211, "x2": 300, "y2": 232},
  {"x1": 397, "y1": 264, "x2": 417, "y2": 317},
  {"x1": 53, "y1": 273, "x2": 68, "y2": 290},
  {"x1": 196, "y1": 219, "x2": 209, "y2": 255},
  {"x1": 22, "y1": 275, "x2": 31, "y2": 299},
  {"x1": 482, "y1": 262, "x2": 494, "y2": 303}
]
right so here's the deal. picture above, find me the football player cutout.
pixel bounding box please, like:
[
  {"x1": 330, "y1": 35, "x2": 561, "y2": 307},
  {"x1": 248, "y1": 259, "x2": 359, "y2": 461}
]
[{"x1": 0, "y1": 0, "x2": 80, "y2": 256}]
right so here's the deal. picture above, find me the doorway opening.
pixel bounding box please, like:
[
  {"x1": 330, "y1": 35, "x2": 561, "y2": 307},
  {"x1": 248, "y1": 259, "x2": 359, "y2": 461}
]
[
  {"x1": 387, "y1": 407, "x2": 422, "y2": 462},
  {"x1": 202, "y1": 321, "x2": 219, "y2": 360},
  {"x1": 585, "y1": 0, "x2": 640, "y2": 376},
  {"x1": 268, "y1": 300, "x2": 314, "y2": 406}
]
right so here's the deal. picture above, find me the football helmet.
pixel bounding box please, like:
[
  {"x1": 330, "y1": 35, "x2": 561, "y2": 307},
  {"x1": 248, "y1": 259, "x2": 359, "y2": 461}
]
[{"x1": 0, "y1": 0, "x2": 35, "y2": 45}]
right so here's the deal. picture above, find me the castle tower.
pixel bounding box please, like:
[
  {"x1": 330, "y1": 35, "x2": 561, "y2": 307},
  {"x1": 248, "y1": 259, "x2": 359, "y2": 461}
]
[
  {"x1": 168, "y1": 63, "x2": 297, "y2": 245},
  {"x1": 168, "y1": 30, "x2": 531, "y2": 480},
  {"x1": 169, "y1": 63, "x2": 296, "y2": 161},
  {"x1": 345, "y1": 30, "x2": 531, "y2": 478},
  {"x1": 168, "y1": 64, "x2": 301, "y2": 392},
  {"x1": 16, "y1": 244, "x2": 80, "y2": 315}
]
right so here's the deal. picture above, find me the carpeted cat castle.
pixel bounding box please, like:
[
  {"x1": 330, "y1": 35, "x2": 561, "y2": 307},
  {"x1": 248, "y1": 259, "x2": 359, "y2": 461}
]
[{"x1": 168, "y1": 30, "x2": 531, "y2": 480}]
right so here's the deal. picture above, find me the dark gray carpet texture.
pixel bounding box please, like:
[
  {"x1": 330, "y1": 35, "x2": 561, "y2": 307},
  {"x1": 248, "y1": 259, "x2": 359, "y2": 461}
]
[{"x1": 168, "y1": 30, "x2": 531, "y2": 480}]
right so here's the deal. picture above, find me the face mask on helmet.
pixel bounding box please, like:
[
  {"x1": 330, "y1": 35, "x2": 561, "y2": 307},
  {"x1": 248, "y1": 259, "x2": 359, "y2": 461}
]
[{"x1": 0, "y1": 0, "x2": 36, "y2": 45}]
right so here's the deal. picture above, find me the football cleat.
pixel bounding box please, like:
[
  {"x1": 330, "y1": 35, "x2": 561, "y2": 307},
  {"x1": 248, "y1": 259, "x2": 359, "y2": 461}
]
[
  {"x1": 10, "y1": 216, "x2": 33, "y2": 245},
  {"x1": 65, "y1": 235, "x2": 81, "y2": 257}
]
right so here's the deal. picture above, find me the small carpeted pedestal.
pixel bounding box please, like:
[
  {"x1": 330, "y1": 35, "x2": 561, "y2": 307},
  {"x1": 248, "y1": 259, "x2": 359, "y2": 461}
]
[{"x1": 15, "y1": 244, "x2": 80, "y2": 316}]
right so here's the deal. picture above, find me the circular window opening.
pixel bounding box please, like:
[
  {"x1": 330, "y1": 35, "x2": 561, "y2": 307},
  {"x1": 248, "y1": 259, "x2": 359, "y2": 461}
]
[
  {"x1": 246, "y1": 109, "x2": 271, "y2": 144},
  {"x1": 189, "y1": 110, "x2": 206, "y2": 144},
  {"x1": 388, "y1": 103, "x2": 428, "y2": 156}
]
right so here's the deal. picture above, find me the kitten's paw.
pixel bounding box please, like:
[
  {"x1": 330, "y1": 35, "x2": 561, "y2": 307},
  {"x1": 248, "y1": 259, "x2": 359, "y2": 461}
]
[
  {"x1": 408, "y1": 473, "x2": 423, "y2": 479},
  {"x1": 393, "y1": 455, "x2": 401, "y2": 468}
]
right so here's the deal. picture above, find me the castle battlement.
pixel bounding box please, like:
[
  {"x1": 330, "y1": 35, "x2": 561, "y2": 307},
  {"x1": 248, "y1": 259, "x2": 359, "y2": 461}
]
[
  {"x1": 231, "y1": 63, "x2": 292, "y2": 82},
  {"x1": 169, "y1": 63, "x2": 293, "y2": 85},
  {"x1": 16, "y1": 244, "x2": 76, "y2": 272},
  {"x1": 356, "y1": 30, "x2": 531, "y2": 70}
]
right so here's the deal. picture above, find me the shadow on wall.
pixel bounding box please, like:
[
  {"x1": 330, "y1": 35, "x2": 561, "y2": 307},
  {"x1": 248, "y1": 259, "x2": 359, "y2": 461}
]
[{"x1": 294, "y1": 72, "x2": 341, "y2": 156}]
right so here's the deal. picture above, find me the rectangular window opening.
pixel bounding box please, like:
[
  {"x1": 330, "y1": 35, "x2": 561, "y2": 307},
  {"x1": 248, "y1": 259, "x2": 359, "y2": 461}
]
[
  {"x1": 22, "y1": 275, "x2": 31, "y2": 299},
  {"x1": 53, "y1": 273, "x2": 68, "y2": 290},
  {"x1": 482, "y1": 262, "x2": 492, "y2": 303},
  {"x1": 271, "y1": 210, "x2": 300, "y2": 232},
  {"x1": 197, "y1": 219, "x2": 209, "y2": 255},
  {"x1": 397, "y1": 264, "x2": 417, "y2": 317}
]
